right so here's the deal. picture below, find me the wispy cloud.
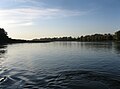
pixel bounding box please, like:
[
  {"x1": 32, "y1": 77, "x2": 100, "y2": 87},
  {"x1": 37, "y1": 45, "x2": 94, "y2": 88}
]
[
  {"x1": 0, "y1": 7, "x2": 90, "y2": 27},
  {"x1": 0, "y1": 0, "x2": 92, "y2": 27}
]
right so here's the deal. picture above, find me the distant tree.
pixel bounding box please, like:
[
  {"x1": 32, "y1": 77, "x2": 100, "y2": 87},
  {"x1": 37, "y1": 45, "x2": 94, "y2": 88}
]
[
  {"x1": 80, "y1": 36, "x2": 84, "y2": 41},
  {"x1": 67, "y1": 36, "x2": 72, "y2": 41},
  {"x1": 115, "y1": 30, "x2": 120, "y2": 41},
  {"x1": 107, "y1": 34, "x2": 113, "y2": 40}
]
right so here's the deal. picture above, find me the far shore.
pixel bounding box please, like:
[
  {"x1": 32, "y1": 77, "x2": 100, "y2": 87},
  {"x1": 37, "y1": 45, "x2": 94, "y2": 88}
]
[{"x1": 0, "y1": 28, "x2": 120, "y2": 44}]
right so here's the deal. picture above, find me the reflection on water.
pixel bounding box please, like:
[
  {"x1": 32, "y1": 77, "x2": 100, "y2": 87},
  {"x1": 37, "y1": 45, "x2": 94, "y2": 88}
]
[
  {"x1": 0, "y1": 45, "x2": 7, "y2": 65},
  {"x1": 0, "y1": 42, "x2": 120, "y2": 89},
  {"x1": 0, "y1": 45, "x2": 7, "y2": 55},
  {"x1": 0, "y1": 45, "x2": 7, "y2": 88},
  {"x1": 114, "y1": 42, "x2": 120, "y2": 54}
]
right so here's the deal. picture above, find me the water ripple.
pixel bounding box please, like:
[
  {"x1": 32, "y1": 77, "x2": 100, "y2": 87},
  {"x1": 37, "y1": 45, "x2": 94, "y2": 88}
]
[{"x1": 0, "y1": 70, "x2": 120, "y2": 89}]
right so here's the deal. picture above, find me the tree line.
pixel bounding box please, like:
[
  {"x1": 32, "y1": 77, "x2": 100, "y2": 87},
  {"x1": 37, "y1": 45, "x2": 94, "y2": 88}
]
[
  {"x1": 0, "y1": 28, "x2": 51, "y2": 44},
  {"x1": 0, "y1": 28, "x2": 120, "y2": 44},
  {"x1": 33, "y1": 31, "x2": 120, "y2": 42}
]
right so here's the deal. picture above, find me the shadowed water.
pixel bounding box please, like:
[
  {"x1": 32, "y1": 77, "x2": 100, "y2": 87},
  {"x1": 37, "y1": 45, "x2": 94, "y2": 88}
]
[{"x1": 0, "y1": 42, "x2": 120, "y2": 89}]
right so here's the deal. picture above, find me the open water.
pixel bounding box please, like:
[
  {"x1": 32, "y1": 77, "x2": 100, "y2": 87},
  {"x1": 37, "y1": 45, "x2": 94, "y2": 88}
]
[{"x1": 0, "y1": 42, "x2": 120, "y2": 89}]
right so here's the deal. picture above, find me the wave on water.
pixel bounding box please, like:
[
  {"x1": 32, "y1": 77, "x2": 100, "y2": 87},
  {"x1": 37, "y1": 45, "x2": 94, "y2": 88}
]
[
  {"x1": 43, "y1": 70, "x2": 120, "y2": 89},
  {"x1": 0, "y1": 69, "x2": 120, "y2": 89}
]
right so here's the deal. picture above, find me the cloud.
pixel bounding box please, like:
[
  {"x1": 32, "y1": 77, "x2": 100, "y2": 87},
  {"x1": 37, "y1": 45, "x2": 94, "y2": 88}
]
[{"x1": 0, "y1": 7, "x2": 89, "y2": 27}]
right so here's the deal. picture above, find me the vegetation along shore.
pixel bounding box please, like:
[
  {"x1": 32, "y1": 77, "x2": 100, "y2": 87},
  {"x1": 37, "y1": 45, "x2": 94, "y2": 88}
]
[{"x1": 0, "y1": 28, "x2": 120, "y2": 44}]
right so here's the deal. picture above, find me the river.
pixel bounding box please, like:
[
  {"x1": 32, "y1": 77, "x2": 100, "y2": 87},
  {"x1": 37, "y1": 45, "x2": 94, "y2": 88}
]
[{"x1": 0, "y1": 42, "x2": 120, "y2": 89}]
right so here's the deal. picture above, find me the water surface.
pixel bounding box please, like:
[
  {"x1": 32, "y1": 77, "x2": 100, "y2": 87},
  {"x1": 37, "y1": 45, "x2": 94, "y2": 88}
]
[{"x1": 0, "y1": 42, "x2": 120, "y2": 89}]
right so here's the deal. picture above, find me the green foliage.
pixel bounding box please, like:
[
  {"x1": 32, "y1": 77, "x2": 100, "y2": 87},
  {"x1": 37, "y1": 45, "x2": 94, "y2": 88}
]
[
  {"x1": 33, "y1": 33, "x2": 114, "y2": 42},
  {"x1": 0, "y1": 28, "x2": 9, "y2": 43},
  {"x1": 0, "y1": 27, "x2": 120, "y2": 43},
  {"x1": 115, "y1": 31, "x2": 120, "y2": 41},
  {"x1": 80, "y1": 34, "x2": 113, "y2": 42}
]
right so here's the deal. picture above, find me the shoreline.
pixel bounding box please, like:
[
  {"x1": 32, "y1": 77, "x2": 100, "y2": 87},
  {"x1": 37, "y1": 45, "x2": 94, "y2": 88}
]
[{"x1": 1, "y1": 40, "x2": 120, "y2": 45}]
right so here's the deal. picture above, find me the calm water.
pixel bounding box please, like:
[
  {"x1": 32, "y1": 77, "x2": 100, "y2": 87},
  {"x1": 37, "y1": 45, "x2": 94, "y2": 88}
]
[{"x1": 0, "y1": 42, "x2": 120, "y2": 89}]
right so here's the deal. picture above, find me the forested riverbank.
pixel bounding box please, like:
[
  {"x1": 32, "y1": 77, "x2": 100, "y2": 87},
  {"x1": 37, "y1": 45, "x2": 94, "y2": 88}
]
[
  {"x1": 33, "y1": 31, "x2": 120, "y2": 42},
  {"x1": 0, "y1": 28, "x2": 120, "y2": 44}
]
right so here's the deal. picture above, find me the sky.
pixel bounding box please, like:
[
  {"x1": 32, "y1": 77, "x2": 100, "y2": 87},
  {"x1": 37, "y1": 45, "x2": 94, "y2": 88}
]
[{"x1": 0, "y1": 0, "x2": 120, "y2": 39}]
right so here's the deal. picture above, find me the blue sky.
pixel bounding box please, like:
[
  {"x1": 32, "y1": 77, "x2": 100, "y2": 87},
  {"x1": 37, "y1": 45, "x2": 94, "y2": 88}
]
[{"x1": 0, "y1": 0, "x2": 120, "y2": 39}]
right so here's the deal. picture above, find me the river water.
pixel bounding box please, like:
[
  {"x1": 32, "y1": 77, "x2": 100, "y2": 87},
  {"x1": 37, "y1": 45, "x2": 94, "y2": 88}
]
[{"x1": 0, "y1": 42, "x2": 120, "y2": 89}]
